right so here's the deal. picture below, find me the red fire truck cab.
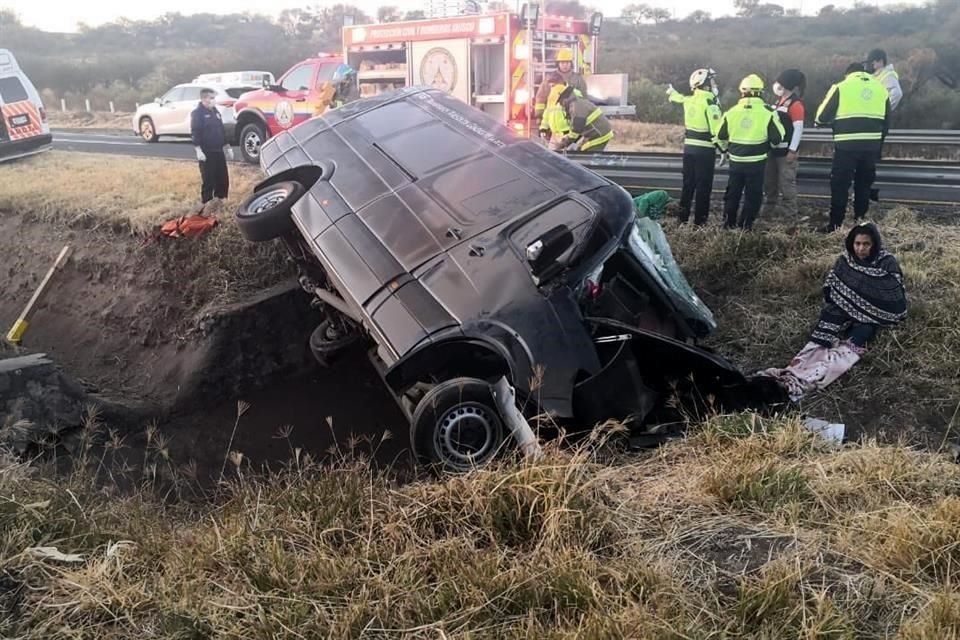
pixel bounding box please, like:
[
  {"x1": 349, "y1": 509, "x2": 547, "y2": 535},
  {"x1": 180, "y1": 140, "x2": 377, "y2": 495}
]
[{"x1": 233, "y1": 54, "x2": 344, "y2": 163}]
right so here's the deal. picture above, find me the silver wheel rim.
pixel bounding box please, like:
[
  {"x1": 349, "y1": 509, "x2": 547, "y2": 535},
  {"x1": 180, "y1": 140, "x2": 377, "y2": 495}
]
[
  {"x1": 244, "y1": 130, "x2": 262, "y2": 157},
  {"x1": 141, "y1": 121, "x2": 153, "y2": 139},
  {"x1": 248, "y1": 188, "x2": 289, "y2": 214},
  {"x1": 435, "y1": 401, "x2": 499, "y2": 469}
]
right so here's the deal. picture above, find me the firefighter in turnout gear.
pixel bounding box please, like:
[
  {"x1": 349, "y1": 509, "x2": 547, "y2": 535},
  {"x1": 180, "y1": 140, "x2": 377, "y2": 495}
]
[
  {"x1": 717, "y1": 74, "x2": 785, "y2": 230},
  {"x1": 815, "y1": 63, "x2": 891, "y2": 231},
  {"x1": 534, "y1": 48, "x2": 588, "y2": 123},
  {"x1": 666, "y1": 68, "x2": 723, "y2": 225},
  {"x1": 552, "y1": 84, "x2": 613, "y2": 153}
]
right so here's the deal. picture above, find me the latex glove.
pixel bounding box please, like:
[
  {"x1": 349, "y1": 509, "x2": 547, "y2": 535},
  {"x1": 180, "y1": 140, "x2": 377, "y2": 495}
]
[
  {"x1": 716, "y1": 152, "x2": 728, "y2": 167},
  {"x1": 195, "y1": 147, "x2": 206, "y2": 162},
  {"x1": 666, "y1": 83, "x2": 677, "y2": 97},
  {"x1": 224, "y1": 146, "x2": 235, "y2": 161}
]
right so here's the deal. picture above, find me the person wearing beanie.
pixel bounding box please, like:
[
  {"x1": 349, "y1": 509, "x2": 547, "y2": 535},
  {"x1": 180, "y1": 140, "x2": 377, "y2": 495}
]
[{"x1": 762, "y1": 69, "x2": 806, "y2": 219}]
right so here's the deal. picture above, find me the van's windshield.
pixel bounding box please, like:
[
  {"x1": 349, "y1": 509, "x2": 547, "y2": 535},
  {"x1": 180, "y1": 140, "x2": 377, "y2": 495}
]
[{"x1": 0, "y1": 77, "x2": 28, "y2": 103}]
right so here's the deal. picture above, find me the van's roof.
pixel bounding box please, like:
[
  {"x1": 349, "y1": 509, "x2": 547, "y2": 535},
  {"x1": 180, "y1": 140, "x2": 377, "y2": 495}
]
[
  {"x1": 0, "y1": 49, "x2": 21, "y2": 75},
  {"x1": 260, "y1": 87, "x2": 633, "y2": 362}
]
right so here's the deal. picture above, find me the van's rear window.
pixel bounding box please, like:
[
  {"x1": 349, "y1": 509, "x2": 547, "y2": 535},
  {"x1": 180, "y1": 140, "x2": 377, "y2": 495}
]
[{"x1": 0, "y1": 77, "x2": 29, "y2": 103}]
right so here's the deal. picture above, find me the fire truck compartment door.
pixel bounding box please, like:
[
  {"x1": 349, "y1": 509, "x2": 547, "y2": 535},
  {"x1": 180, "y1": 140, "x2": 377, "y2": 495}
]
[{"x1": 411, "y1": 39, "x2": 471, "y2": 105}]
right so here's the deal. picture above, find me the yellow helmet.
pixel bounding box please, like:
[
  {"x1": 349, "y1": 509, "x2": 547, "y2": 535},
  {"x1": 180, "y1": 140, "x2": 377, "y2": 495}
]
[
  {"x1": 547, "y1": 83, "x2": 567, "y2": 108},
  {"x1": 739, "y1": 74, "x2": 764, "y2": 93},
  {"x1": 555, "y1": 49, "x2": 574, "y2": 63}
]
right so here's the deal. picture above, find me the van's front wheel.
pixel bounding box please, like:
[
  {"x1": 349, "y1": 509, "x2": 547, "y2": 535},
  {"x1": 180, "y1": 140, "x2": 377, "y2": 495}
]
[{"x1": 411, "y1": 378, "x2": 506, "y2": 473}]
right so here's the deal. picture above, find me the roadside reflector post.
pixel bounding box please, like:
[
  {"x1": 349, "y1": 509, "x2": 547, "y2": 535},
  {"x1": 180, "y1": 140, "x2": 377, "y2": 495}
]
[
  {"x1": 85, "y1": 99, "x2": 91, "y2": 112},
  {"x1": 60, "y1": 98, "x2": 66, "y2": 112},
  {"x1": 5, "y1": 246, "x2": 73, "y2": 346},
  {"x1": 109, "y1": 101, "x2": 115, "y2": 113}
]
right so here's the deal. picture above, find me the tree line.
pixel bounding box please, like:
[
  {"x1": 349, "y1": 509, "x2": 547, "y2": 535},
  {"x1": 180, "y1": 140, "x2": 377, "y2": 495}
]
[{"x1": 1, "y1": 2, "x2": 958, "y2": 127}]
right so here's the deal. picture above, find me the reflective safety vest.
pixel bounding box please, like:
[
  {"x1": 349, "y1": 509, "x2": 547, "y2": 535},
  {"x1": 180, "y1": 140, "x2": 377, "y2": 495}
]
[
  {"x1": 669, "y1": 88, "x2": 722, "y2": 153},
  {"x1": 540, "y1": 87, "x2": 584, "y2": 137},
  {"x1": 719, "y1": 97, "x2": 783, "y2": 164},
  {"x1": 817, "y1": 72, "x2": 887, "y2": 145}
]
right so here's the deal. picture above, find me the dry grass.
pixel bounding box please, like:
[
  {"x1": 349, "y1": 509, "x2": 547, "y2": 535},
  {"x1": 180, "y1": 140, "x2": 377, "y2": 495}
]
[
  {"x1": 5, "y1": 413, "x2": 960, "y2": 638},
  {"x1": 665, "y1": 208, "x2": 960, "y2": 444},
  {"x1": 46, "y1": 111, "x2": 134, "y2": 130},
  {"x1": 0, "y1": 151, "x2": 260, "y2": 233},
  {"x1": 609, "y1": 120, "x2": 684, "y2": 152},
  {"x1": 0, "y1": 152, "x2": 291, "y2": 316}
]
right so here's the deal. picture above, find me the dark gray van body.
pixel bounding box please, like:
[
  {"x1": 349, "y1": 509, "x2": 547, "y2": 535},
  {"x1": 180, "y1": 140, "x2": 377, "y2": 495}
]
[{"x1": 255, "y1": 87, "x2": 750, "y2": 423}]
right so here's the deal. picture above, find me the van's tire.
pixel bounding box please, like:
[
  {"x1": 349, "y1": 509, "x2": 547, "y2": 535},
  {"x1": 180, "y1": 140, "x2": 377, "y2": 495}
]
[
  {"x1": 309, "y1": 319, "x2": 359, "y2": 367},
  {"x1": 235, "y1": 181, "x2": 305, "y2": 242},
  {"x1": 411, "y1": 377, "x2": 506, "y2": 473},
  {"x1": 139, "y1": 117, "x2": 158, "y2": 143},
  {"x1": 239, "y1": 121, "x2": 267, "y2": 164}
]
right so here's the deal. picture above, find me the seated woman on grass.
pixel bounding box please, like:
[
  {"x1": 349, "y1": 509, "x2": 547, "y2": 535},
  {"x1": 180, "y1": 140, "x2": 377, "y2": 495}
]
[{"x1": 761, "y1": 222, "x2": 907, "y2": 401}]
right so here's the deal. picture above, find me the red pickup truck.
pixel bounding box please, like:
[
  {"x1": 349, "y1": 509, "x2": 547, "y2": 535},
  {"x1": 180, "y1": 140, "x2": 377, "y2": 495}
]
[{"x1": 233, "y1": 53, "x2": 343, "y2": 164}]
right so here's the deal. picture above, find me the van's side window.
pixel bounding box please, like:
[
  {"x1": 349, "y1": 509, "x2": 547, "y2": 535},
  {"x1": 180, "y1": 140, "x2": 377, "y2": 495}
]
[{"x1": 0, "y1": 77, "x2": 29, "y2": 103}]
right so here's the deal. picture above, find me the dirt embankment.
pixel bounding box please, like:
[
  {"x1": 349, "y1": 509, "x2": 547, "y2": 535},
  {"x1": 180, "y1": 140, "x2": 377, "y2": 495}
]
[{"x1": 0, "y1": 153, "x2": 292, "y2": 408}]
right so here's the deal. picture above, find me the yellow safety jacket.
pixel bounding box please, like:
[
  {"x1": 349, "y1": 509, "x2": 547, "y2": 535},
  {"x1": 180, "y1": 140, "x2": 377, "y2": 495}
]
[
  {"x1": 815, "y1": 72, "x2": 889, "y2": 150},
  {"x1": 717, "y1": 96, "x2": 784, "y2": 166},
  {"x1": 669, "y1": 88, "x2": 722, "y2": 154}
]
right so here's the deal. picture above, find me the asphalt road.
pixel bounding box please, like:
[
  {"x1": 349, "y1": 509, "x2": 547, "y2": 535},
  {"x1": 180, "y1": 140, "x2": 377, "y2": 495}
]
[{"x1": 51, "y1": 130, "x2": 243, "y2": 162}]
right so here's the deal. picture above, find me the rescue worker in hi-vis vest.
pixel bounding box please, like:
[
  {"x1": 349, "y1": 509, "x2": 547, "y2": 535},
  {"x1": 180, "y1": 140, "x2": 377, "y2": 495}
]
[
  {"x1": 539, "y1": 73, "x2": 572, "y2": 146},
  {"x1": 815, "y1": 63, "x2": 891, "y2": 232},
  {"x1": 717, "y1": 74, "x2": 785, "y2": 230},
  {"x1": 534, "y1": 48, "x2": 588, "y2": 123},
  {"x1": 549, "y1": 84, "x2": 613, "y2": 153},
  {"x1": 666, "y1": 68, "x2": 723, "y2": 225}
]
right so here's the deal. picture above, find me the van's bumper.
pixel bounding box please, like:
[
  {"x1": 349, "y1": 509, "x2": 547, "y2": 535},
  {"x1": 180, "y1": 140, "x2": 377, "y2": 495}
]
[{"x1": 0, "y1": 134, "x2": 54, "y2": 162}]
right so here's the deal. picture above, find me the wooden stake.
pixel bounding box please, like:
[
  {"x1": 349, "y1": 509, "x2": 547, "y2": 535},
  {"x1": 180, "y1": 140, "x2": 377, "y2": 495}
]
[{"x1": 6, "y1": 245, "x2": 72, "y2": 346}]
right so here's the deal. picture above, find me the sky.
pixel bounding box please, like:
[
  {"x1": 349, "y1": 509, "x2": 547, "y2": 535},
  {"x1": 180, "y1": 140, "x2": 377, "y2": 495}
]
[{"x1": 2, "y1": 0, "x2": 926, "y2": 33}]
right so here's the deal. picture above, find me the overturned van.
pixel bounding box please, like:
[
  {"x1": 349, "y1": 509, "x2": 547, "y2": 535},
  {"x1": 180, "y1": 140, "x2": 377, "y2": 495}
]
[
  {"x1": 0, "y1": 49, "x2": 52, "y2": 163},
  {"x1": 236, "y1": 87, "x2": 779, "y2": 471}
]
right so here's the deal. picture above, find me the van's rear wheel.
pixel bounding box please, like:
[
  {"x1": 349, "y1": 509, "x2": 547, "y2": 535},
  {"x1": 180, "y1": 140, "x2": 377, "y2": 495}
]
[
  {"x1": 411, "y1": 378, "x2": 506, "y2": 473},
  {"x1": 235, "y1": 180, "x2": 305, "y2": 242},
  {"x1": 139, "y1": 117, "x2": 158, "y2": 143},
  {"x1": 240, "y1": 122, "x2": 266, "y2": 164}
]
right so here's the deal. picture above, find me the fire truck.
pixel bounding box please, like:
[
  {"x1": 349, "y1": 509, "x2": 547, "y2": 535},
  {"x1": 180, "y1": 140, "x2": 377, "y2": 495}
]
[
  {"x1": 341, "y1": 2, "x2": 632, "y2": 138},
  {"x1": 234, "y1": 2, "x2": 632, "y2": 164}
]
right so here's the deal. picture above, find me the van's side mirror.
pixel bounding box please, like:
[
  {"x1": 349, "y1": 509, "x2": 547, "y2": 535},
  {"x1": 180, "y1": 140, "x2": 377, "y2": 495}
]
[{"x1": 526, "y1": 224, "x2": 575, "y2": 278}]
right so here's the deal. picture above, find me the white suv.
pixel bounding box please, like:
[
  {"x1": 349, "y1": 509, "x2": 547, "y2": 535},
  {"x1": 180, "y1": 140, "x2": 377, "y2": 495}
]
[{"x1": 132, "y1": 83, "x2": 254, "y2": 143}]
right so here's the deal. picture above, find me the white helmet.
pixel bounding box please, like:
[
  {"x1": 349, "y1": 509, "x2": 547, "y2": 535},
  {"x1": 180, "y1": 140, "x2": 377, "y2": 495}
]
[{"x1": 689, "y1": 68, "x2": 717, "y2": 90}]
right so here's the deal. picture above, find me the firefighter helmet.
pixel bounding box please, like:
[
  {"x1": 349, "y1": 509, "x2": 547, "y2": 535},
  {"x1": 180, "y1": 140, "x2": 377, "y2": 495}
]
[
  {"x1": 739, "y1": 74, "x2": 765, "y2": 93},
  {"x1": 688, "y1": 68, "x2": 715, "y2": 90},
  {"x1": 555, "y1": 49, "x2": 574, "y2": 63},
  {"x1": 332, "y1": 63, "x2": 355, "y2": 83}
]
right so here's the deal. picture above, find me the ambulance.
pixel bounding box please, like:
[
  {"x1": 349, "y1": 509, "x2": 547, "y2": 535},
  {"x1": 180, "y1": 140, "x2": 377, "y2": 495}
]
[
  {"x1": 341, "y1": 3, "x2": 632, "y2": 137},
  {"x1": 0, "y1": 49, "x2": 52, "y2": 163}
]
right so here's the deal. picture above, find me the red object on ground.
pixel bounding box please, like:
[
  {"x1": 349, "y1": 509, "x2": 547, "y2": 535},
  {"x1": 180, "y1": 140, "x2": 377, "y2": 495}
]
[{"x1": 160, "y1": 214, "x2": 218, "y2": 238}]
